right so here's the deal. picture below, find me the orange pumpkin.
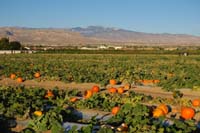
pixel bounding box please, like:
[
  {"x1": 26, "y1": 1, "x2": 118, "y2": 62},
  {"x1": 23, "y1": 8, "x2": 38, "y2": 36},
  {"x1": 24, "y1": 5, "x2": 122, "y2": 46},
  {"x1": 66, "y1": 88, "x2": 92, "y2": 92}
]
[
  {"x1": 70, "y1": 97, "x2": 78, "y2": 102},
  {"x1": 157, "y1": 104, "x2": 168, "y2": 115},
  {"x1": 153, "y1": 108, "x2": 165, "y2": 118},
  {"x1": 181, "y1": 107, "x2": 195, "y2": 120},
  {"x1": 91, "y1": 85, "x2": 100, "y2": 93},
  {"x1": 153, "y1": 79, "x2": 160, "y2": 84},
  {"x1": 109, "y1": 79, "x2": 117, "y2": 85},
  {"x1": 45, "y1": 90, "x2": 54, "y2": 98},
  {"x1": 117, "y1": 87, "x2": 124, "y2": 94},
  {"x1": 34, "y1": 72, "x2": 41, "y2": 78},
  {"x1": 167, "y1": 73, "x2": 174, "y2": 77},
  {"x1": 34, "y1": 111, "x2": 43, "y2": 116},
  {"x1": 192, "y1": 99, "x2": 200, "y2": 107},
  {"x1": 17, "y1": 77, "x2": 23, "y2": 83},
  {"x1": 142, "y1": 79, "x2": 154, "y2": 84},
  {"x1": 124, "y1": 84, "x2": 131, "y2": 90},
  {"x1": 109, "y1": 87, "x2": 117, "y2": 93},
  {"x1": 111, "y1": 106, "x2": 120, "y2": 115},
  {"x1": 10, "y1": 73, "x2": 16, "y2": 80},
  {"x1": 84, "y1": 90, "x2": 93, "y2": 99}
]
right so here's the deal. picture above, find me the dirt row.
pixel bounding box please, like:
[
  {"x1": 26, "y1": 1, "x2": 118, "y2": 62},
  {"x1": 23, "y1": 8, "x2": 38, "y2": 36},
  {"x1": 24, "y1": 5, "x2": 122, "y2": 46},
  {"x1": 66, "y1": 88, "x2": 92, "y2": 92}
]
[{"x1": 0, "y1": 78, "x2": 200, "y2": 100}]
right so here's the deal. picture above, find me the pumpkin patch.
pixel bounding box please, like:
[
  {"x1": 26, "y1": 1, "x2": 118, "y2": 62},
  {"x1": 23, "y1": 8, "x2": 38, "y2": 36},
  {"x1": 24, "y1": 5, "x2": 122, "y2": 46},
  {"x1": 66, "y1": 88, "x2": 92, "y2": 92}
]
[{"x1": 0, "y1": 52, "x2": 200, "y2": 132}]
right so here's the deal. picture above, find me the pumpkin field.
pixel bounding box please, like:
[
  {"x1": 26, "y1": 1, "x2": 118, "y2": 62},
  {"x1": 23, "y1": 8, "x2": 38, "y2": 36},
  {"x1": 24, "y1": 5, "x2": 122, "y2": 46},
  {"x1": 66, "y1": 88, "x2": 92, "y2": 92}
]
[{"x1": 1, "y1": 52, "x2": 200, "y2": 132}]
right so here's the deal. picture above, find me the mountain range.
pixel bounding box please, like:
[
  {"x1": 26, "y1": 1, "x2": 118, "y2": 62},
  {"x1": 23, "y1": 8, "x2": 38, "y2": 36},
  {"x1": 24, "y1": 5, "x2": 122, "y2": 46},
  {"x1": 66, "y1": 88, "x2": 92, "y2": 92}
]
[{"x1": 0, "y1": 26, "x2": 200, "y2": 46}]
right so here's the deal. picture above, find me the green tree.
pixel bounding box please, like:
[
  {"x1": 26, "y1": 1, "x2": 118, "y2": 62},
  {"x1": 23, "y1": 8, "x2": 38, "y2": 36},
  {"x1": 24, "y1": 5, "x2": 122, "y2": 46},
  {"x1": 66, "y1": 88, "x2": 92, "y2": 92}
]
[
  {"x1": 0, "y1": 38, "x2": 21, "y2": 50},
  {"x1": 0, "y1": 38, "x2": 9, "y2": 50},
  {"x1": 9, "y1": 41, "x2": 21, "y2": 50}
]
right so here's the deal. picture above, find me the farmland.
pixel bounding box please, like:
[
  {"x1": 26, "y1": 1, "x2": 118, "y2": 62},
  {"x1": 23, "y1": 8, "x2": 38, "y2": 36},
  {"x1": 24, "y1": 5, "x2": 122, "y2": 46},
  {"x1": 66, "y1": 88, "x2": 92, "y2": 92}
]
[
  {"x1": 1, "y1": 53, "x2": 200, "y2": 90},
  {"x1": 1, "y1": 51, "x2": 200, "y2": 132}
]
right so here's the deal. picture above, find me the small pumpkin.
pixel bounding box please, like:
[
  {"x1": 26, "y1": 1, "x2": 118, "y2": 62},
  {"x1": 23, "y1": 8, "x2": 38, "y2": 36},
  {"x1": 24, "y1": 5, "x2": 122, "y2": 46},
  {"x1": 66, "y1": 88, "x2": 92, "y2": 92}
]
[
  {"x1": 109, "y1": 87, "x2": 117, "y2": 93},
  {"x1": 34, "y1": 72, "x2": 41, "y2": 78},
  {"x1": 124, "y1": 84, "x2": 131, "y2": 90},
  {"x1": 34, "y1": 111, "x2": 42, "y2": 116},
  {"x1": 142, "y1": 79, "x2": 154, "y2": 85},
  {"x1": 70, "y1": 97, "x2": 78, "y2": 102},
  {"x1": 167, "y1": 73, "x2": 174, "y2": 77},
  {"x1": 153, "y1": 79, "x2": 160, "y2": 84},
  {"x1": 45, "y1": 90, "x2": 54, "y2": 98},
  {"x1": 84, "y1": 90, "x2": 93, "y2": 99},
  {"x1": 111, "y1": 106, "x2": 120, "y2": 115},
  {"x1": 109, "y1": 79, "x2": 117, "y2": 85},
  {"x1": 157, "y1": 104, "x2": 168, "y2": 115},
  {"x1": 153, "y1": 108, "x2": 165, "y2": 118},
  {"x1": 181, "y1": 107, "x2": 195, "y2": 120},
  {"x1": 91, "y1": 85, "x2": 100, "y2": 93},
  {"x1": 10, "y1": 73, "x2": 16, "y2": 80},
  {"x1": 192, "y1": 99, "x2": 200, "y2": 107},
  {"x1": 17, "y1": 77, "x2": 23, "y2": 83},
  {"x1": 117, "y1": 87, "x2": 124, "y2": 94}
]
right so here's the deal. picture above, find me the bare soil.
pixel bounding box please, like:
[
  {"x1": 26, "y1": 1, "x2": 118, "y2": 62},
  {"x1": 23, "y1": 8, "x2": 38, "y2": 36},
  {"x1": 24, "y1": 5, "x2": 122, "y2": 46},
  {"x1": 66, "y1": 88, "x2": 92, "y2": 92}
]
[
  {"x1": 1, "y1": 78, "x2": 200, "y2": 100},
  {"x1": 0, "y1": 78, "x2": 99, "y2": 92}
]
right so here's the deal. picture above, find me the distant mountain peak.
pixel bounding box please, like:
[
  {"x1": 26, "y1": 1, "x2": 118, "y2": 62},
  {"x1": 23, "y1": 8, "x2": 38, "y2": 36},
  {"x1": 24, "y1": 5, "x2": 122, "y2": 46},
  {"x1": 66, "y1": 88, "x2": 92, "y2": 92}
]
[
  {"x1": 0, "y1": 26, "x2": 200, "y2": 46},
  {"x1": 71, "y1": 25, "x2": 130, "y2": 36}
]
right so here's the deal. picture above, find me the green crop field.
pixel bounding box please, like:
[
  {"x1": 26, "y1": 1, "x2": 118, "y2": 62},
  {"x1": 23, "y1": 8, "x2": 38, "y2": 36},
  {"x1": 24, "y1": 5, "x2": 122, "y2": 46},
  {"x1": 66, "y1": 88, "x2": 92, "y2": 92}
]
[
  {"x1": 1, "y1": 52, "x2": 200, "y2": 132},
  {"x1": 1, "y1": 53, "x2": 200, "y2": 90}
]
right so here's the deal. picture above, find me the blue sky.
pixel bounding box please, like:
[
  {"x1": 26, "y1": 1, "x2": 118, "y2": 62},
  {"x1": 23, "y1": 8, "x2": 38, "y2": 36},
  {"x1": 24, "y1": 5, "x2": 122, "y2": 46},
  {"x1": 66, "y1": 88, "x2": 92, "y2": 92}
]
[{"x1": 0, "y1": 0, "x2": 199, "y2": 35}]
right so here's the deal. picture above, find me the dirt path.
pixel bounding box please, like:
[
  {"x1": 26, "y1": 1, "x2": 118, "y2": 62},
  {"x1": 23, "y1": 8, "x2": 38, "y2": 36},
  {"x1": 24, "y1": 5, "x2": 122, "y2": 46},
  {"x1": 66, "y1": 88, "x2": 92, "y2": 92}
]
[
  {"x1": 133, "y1": 86, "x2": 200, "y2": 99},
  {"x1": 0, "y1": 78, "x2": 200, "y2": 100},
  {"x1": 0, "y1": 78, "x2": 99, "y2": 91}
]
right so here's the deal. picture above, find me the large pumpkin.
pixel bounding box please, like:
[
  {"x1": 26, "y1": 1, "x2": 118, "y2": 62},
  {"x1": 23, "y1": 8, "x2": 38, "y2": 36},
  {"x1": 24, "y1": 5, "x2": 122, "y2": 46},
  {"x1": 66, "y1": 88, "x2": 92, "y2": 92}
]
[
  {"x1": 84, "y1": 90, "x2": 93, "y2": 99},
  {"x1": 157, "y1": 104, "x2": 168, "y2": 115},
  {"x1": 91, "y1": 85, "x2": 100, "y2": 93},
  {"x1": 181, "y1": 107, "x2": 195, "y2": 120},
  {"x1": 153, "y1": 108, "x2": 165, "y2": 118}
]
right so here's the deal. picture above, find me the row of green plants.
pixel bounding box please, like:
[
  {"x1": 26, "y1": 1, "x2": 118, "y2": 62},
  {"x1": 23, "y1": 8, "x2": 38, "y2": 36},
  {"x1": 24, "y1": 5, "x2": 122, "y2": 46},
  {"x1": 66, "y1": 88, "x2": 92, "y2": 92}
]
[
  {"x1": 0, "y1": 86, "x2": 199, "y2": 132},
  {"x1": 1, "y1": 54, "x2": 200, "y2": 91}
]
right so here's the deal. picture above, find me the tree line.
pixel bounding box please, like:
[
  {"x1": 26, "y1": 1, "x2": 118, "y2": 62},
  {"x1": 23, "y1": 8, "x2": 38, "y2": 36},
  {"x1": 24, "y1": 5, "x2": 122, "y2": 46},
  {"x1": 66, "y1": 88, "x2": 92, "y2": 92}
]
[{"x1": 0, "y1": 38, "x2": 21, "y2": 50}]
